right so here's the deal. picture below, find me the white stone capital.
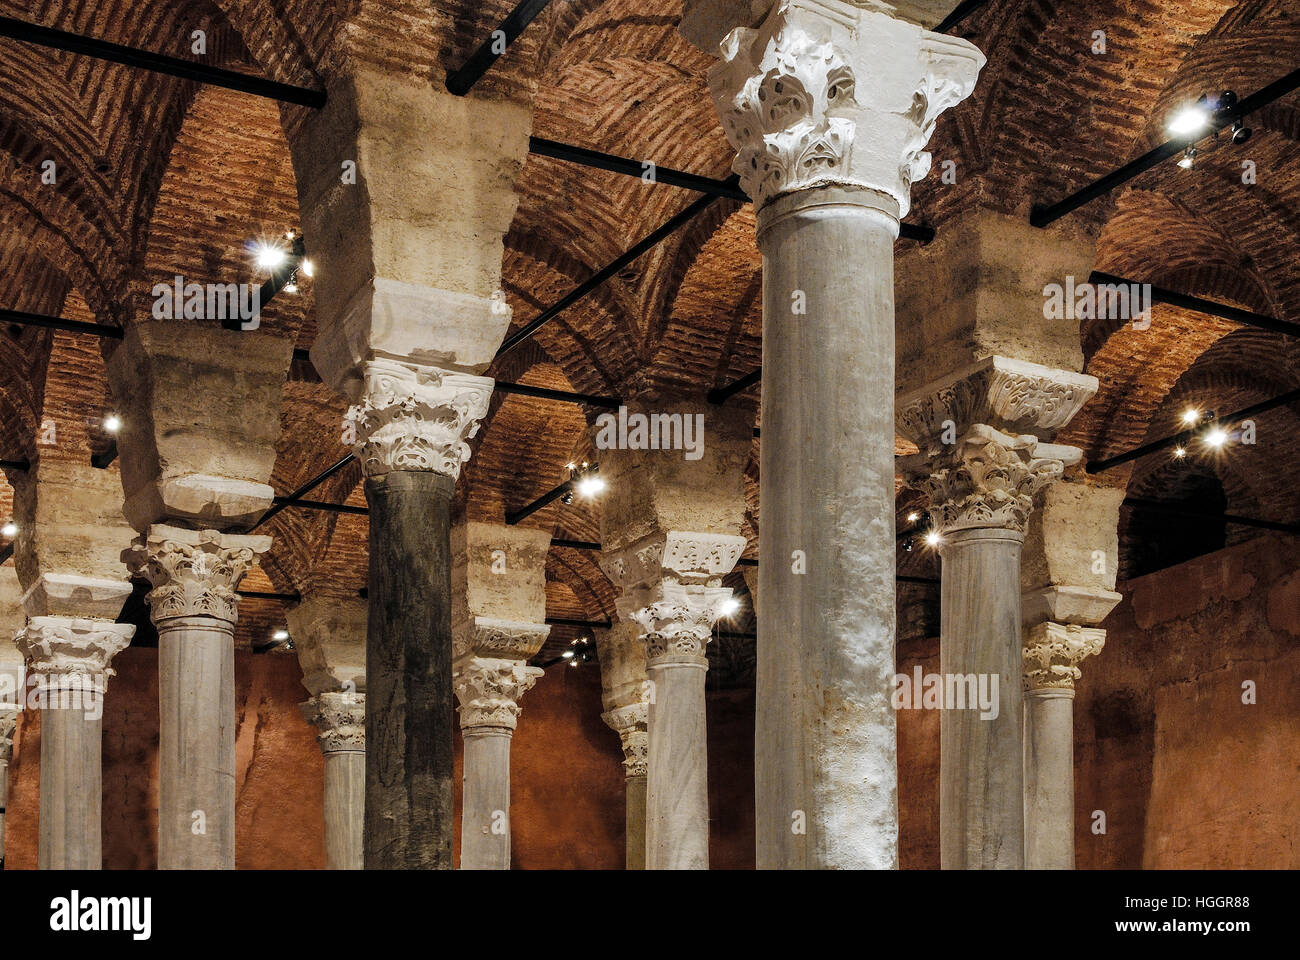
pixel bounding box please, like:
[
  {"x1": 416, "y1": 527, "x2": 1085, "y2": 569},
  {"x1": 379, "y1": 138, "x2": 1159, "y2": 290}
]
[
  {"x1": 20, "y1": 573, "x2": 133, "y2": 621},
  {"x1": 122, "y1": 525, "x2": 271, "y2": 625},
  {"x1": 601, "y1": 701, "x2": 649, "y2": 779},
  {"x1": 452, "y1": 656, "x2": 544, "y2": 732},
  {"x1": 602, "y1": 530, "x2": 747, "y2": 594},
  {"x1": 1022, "y1": 621, "x2": 1106, "y2": 691},
  {"x1": 703, "y1": 0, "x2": 984, "y2": 217},
  {"x1": 627, "y1": 581, "x2": 734, "y2": 666},
  {"x1": 452, "y1": 616, "x2": 551, "y2": 662},
  {"x1": 15, "y1": 616, "x2": 133, "y2": 694},
  {"x1": 301, "y1": 691, "x2": 366, "y2": 754},
  {"x1": 345, "y1": 358, "x2": 493, "y2": 478}
]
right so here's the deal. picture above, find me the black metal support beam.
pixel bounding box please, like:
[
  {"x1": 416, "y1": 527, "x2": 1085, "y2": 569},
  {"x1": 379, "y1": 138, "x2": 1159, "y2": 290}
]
[
  {"x1": 505, "y1": 479, "x2": 573, "y2": 526},
  {"x1": 552, "y1": 537, "x2": 602, "y2": 551},
  {"x1": 445, "y1": 0, "x2": 554, "y2": 96},
  {"x1": 1089, "y1": 270, "x2": 1300, "y2": 338},
  {"x1": 0, "y1": 459, "x2": 29, "y2": 471},
  {"x1": 237, "y1": 590, "x2": 300, "y2": 602},
  {"x1": 1, "y1": 308, "x2": 123, "y2": 339},
  {"x1": 495, "y1": 380, "x2": 621, "y2": 408},
  {"x1": 90, "y1": 443, "x2": 118, "y2": 470},
  {"x1": 545, "y1": 616, "x2": 611, "y2": 630},
  {"x1": 253, "y1": 454, "x2": 356, "y2": 530},
  {"x1": 935, "y1": 0, "x2": 991, "y2": 32},
  {"x1": 225, "y1": 235, "x2": 305, "y2": 330},
  {"x1": 1031, "y1": 66, "x2": 1300, "y2": 227},
  {"x1": 707, "y1": 368, "x2": 762, "y2": 405},
  {"x1": 1086, "y1": 387, "x2": 1300, "y2": 473},
  {"x1": 0, "y1": 16, "x2": 326, "y2": 107},
  {"x1": 1123, "y1": 498, "x2": 1300, "y2": 536},
  {"x1": 274, "y1": 497, "x2": 368, "y2": 516},
  {"x1": 0, "y1": 544, "x2": 12, "y2": 566}
]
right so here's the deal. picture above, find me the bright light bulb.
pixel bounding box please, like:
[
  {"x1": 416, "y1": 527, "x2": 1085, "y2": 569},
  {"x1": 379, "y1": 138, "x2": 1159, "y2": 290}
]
[
  {"x1": 103, "y1": 413, "x2": 122, "y2": 433},
  {"x1": 719, "y1": 597, "x2": 741, "y2": 617},
  {"x1": 575, "y1": 475, "x2": 606, "y2": 498},
  {"x1": 1204, "y1": 427, "x2": 1228, "y2": 448},
  {"x1": 1181, "y1": 408, "x2": 1200, "y2": 425},
  {"x1": 1, "y1": 521, "x2": 15, "y2": 537},
  {"x1": 1173, "y1": 446, "x2": 1186, "y2": 459},
  {"x1": 284, "y1": 280, "x2": 299, "y2": 294},
  {"x1": 561, "y1": 650, "x2": 575, "y2": 659},
  {"x1": 906, "y1": 512, "x2": 920, "y2": 523},
  {"x1": 1177, "y1": 151, "x2": 1195, "y2": 170},
  {"x1": 1168, "y1": 105, "x2": 1209, "y2": 137},
  {"x1": 255, "y1": 244, "x2": 287, "y2": 270},
  {"x1": 272, "y1": 629, "x2": 289, "y2": 642},
  {"x1": 300, "y1": 259, "x2": 314, "y2": 278},
  {"x1": 925, "y1": 530, "x2": 942, "y2": 547}
]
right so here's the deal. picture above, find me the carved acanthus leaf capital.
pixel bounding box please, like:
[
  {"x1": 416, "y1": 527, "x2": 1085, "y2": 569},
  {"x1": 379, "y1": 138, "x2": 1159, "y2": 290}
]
[
  {"x1": 0, "y1": 702, "x2": 18, "y2": 761},
  {"x1": 902, "y1": 425, "x2": 1079, "y2": 535},
  {"x1": 707, "y1": 0, "x2": 984, "y2": 216},
  {"x1": 1023, "y1": 621, "x2": 1106, "y2": 690},
  {"x1": 123, "y1": 525, "x2": 270, "y2": 624},
  {"x1": 628, "y1": 581, "x2": 733, "y2": 665},
  {"x1": 602, "y1": 531, "x2": 747, "y2": 594},
  {"x1": 15, "y1": 616, "x2": 133, "y2": 691},
  {"x1": 601, "y1": 702, "x2": 649, "y2": 778},
  {"x1": 452, "y1": 657, "x2": 543, "y2": 731},
  {"x1": 345, "y1": 358, "x2": 492, "y2": 478},
  {"x1": 301, "y1": 691, "x2": 366, "y2": 753},
  {"x1": 452, "y1": 617, "x2": 550, "y2": 662}
]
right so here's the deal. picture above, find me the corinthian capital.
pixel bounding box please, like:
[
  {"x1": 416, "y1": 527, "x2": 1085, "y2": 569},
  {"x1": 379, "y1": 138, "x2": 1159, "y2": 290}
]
[
  {"x1": 630, "y1": 582, "x2": 733, "y2": 666},
  {"x1": 15, "y1": 616, "x2": 134, "y2": 692},
  {"x1": 123, "y1": 524, "x2": 271, "y2": 624},
  {"x1": 601, "y1": 702, "x2": 649, "y2": 779},
  {"x1": 345, "y1": 358, "x2": 493, "y2": 478},
  {"x1": 0, "y1": 703, "x2": 19, "y2": 761},
  {"x1": 705, "y1": 0, "x2": 984, "y2": 215},
  {"x1": 1023, "y1": 621, "x2": 1106, "y2": 691},
  {"x1": 452, "y1": 657, "x2": 544, "y2": 731},
  {"x1": 902, "y1": 425, "x2": 1079, "y2": 535},
  {"x1": 301, "y1": 692, "x2": 366, "y2": 753}
]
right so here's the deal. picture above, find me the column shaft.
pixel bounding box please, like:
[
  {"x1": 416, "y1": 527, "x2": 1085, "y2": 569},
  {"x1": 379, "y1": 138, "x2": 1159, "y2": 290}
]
[
  {"x1": 756, "y1": 188, "x2": 899, "y2": 869},
  {"x1": 625, "y1": 773, "x2": 647, "y2": 870},
  {"x1": 158, "y1": 615, "x2": 235, "y2": 869},
  {"x1": 364, "y1": 470, "x2": 455, "y2": 869},
  {"x1": 1024, "y1": 688, "x2": 1075, "y2": 869},
  {"x1": 938, "y1": 528, "x2": 1025, "y2": 869},
  {"x1": 460, "y1": 729, "x2": 511, "y2": 869},
  {"x1": 323, "y1": 749, "x2": 365, "y2": 870},
  {"x1": 38, "y1": 693, "x2": 103, "y2": 869},
  {"x1": 646, "y1": 660, "x2": 709, "y2": 869}
]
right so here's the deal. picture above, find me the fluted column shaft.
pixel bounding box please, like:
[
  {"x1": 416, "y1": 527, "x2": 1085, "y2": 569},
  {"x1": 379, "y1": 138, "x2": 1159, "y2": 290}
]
[{"x1": 303, "y1": 692, "x2": 365, "y2": 870}]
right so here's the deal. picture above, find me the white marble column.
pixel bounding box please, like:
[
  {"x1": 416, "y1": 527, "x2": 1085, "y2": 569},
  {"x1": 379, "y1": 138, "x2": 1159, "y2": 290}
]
[
  {"x1": 302, "y1": 692, "x2": 366, "y2": 870},
  {"x1": 124, "y1": 525, "x2": 269, "y2": 870},
  {"x1": 1022, "y1": 622, "x2": 1105, "y2": 869},
  {"x1": 15, "y1": 617, "x2": 133, "y2": 869},
  {"x1": 683, "y1": 0, "x2": 984, "y2": 869},
  {"x1": 0, "y1": 702, "x2": 18, "y2": 866},
  {"x1": 601, "y1": 701, "x2": 649, "y2": 870},
  {"x1": 452, "y1": 632, "x2": 544, "y2": 870}
]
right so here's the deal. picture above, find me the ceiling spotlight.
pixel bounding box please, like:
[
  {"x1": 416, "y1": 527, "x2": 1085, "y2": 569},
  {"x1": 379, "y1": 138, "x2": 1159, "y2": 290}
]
[
  {"x1": 1204, "y1": 427, "x2": 1229, "y2": 448},
  {"x1": 561, "y1": 649, "x2": 575, "y2": 660},
  {"x1": 924, "y1": 530, "x2": 942, "y2": 548},
  {"x1": 1173, "y1": 446, "x2": 1187, "y2": 459},
  {"x1": 284, "y1": 280, "x2": 299, "y2": 294},
  {"x1": 1177, "y1": 146, "x2": 1197, "y2": 170},
  {"x1": 906, "y1": 511, "x2": 920, "y2": 523},
  {"x1": 1181, "y1": 408, "x2": 1200, "y2": 425},
  {"x1": 255, "y1": 243, "x2": 287, "y2": 270},
  {"x1": 103, "y1": 413, "x2": 122, "y2": 433},
  {"x1": 272, "y1": 629, "x2": 289, "y2": 642},
  {"x1": 1167, "y1": 99, "x2": 1210, "y2": 137},
  {"x1": 719, "y1": 597, "x2": 741, "y2": 617},
  {"x1": 300, "y1": 259, "x2": 314, "y2": 278},
  {"x1": 1, "y1": 521, "x2": 15, "y2": 538},
  {"x1": 575, "y1": 474, "x2": 606, "y2": 498}
]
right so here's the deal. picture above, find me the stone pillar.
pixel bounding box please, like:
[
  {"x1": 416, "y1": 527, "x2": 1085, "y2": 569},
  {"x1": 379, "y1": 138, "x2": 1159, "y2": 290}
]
[
  {"x1": 682, "y1": 0, "x2": 984, "y2": 869},
  {"x1": 1020, "y1": 482, "x2": 1122, "y2": 869},
  {"x1": 0, "y1": 702, "x2": 18, "y2": 867},
  {"x1": 15, "y1": 617, "x2": 132, "y2": 869},
  {"x1": 124, "y1": 526, "x2": 269, "y2": 869},
  {"x1": 0, "y1": 567, "x2": 23, "y2": 868},
  {"x1": 899, "y1": 361, "x2": 1098, "y2": 869},
  {"x1": 288, "y1": 596, "x2": 367, "y2": 870},
  {"x1": 452, "y1": 646, "x2": 544, "y2": 869},
  {"x1": 302, "y1": 692, "x2": 366, "y2": 870},
  {"x1": 596, "y1": 619, "x2": 650, "y2": 869}
]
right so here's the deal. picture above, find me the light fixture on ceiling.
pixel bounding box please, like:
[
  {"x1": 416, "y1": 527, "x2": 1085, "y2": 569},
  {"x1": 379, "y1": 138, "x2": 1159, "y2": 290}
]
[
  {"x1": 300, "y1": 259, "x2": 314, "y2": 278},
  {"x1": 1, "y1": 521, "x2": 16, "y2": 538},
  {"x1": 1177, "y1": 146, "x2": 1197, "y2": 170},
  {"x1": 1181, "y1": 408, "x2": 1201, "y2": 425},
  {"x1": 924, "y1": 530, "x2": 942, "y2": 548},
  {"x1": 569, "y1": 461, "x2": 605, "y2": 499},
  {"x1": 103, "y1": 413, "x2": 122, "y2": 433},
  {"x1": 1173, "y1": 446, "x2": 1187, "y2": 459},
  {"x1": 272, "y1": 629, "x2": 290, "y2": 642},
  {"x1": 1167, "y1": 95, "x2": 1212, "y2": 137},
  {"x1": 255, "y1": 243, "x2": 287, "y2": 270},
  {"x1": 1204, "y1": 426, "x2": 1229, "y2": 448},
  {"x1": 718, "y1": 596, "x2": 741, "y2": 617},
  {"x1": 906, "y1": 511, "x2": 920, "y2": 524}
]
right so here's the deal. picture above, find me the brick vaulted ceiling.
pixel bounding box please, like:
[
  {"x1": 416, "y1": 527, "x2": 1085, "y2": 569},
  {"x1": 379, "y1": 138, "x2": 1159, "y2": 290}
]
[{"x1": 0, "y1": 0, "x2": 1298, "y2": 652}]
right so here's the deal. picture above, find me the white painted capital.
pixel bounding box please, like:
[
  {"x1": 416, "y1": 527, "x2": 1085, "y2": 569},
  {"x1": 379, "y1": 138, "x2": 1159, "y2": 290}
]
[
  {"x1": 629, "y1": 581, "x2": 734, "y2": 667},
  {"x1": 122, "y1": 524, "x2": 271, "y2": 625},
  {"x1": 1022, "y1": 621, "x2": 1106, "y2": 691},
  {"x1": 897, "y1": 356, "x2": 1099, "y2": 450},
  {"x1": 301, "y1": 692, "x2": 366, "y2": 754},
  {"x1": 902, "y1": 424, "x2": 1081, "y2": 535},
  {"x1": 703, "y1": 0, "x2": 984, "y2": 217},
  {"x1": 452, "y1": 656, "x2": 544, "y2": 732},
  {"x1": 453, "y1": 616, "x2": 551, "y2": 662},
  {"x1": 601, "y1": 702, "x2": 649, "y2": 779},
  {"x1": 15, "y1": 616, "x2": 133, "y2": 695},
  {"x1": 344, "y1": 358, "x2": 493, "y2": 478}
]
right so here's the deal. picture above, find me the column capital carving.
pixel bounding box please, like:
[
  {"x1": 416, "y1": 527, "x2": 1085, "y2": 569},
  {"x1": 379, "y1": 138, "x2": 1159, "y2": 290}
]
[
  {"x1": 344, "y1": 358, "x2": 493, "y2": 479},
  {"x1": 452, "y1": 616, "x2": 551, "y2": 662},
  {"x1": 0, "y1": 702, "x2": 19, "y2": 761},
  {"x1": 123, "y1": 524, "x2": 271, "y2": 624},
  {"x1": 705, "y1": 0, "x2": 984, "y2": 217},
  {"x1": 601, "y1": 702, "x2": 649, "y2": 779},
  {"x1": 902, "y1": 425, "x2": 1080, "y2": 535},
  {"x1": 601, "y1": 530, "x2": 747, "y2": 593},
  {"x1": 896, "y1": 356, "x2": 1099, "y2": 451},
  {"x1": 301, "y1": 692, "x2": 366, "y2": 753},
  {"x1": 452, "y1": 656, "x2": 543, "y2": 731},
  {"x1": 15, "y1": 616, "x2": 134, "y2": 692},
  {"x1": 628, "y1": 581, "x2": 733, "y2": 666},
  {"x1": 1022, "y1": 621, "x2": 1106, "y2": 691}
]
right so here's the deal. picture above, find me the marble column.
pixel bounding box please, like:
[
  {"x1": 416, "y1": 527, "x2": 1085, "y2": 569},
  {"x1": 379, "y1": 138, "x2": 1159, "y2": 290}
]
[
  {"x1": 15, "y1": 617, "x2": 132, "y2": 869},
  {"x1": 682, "y1": 0, "x2": 984, "y2": 869},
  {"x1": 0, "y1": 702, "x2": 18, "y2": 866},
  {"x1": 124, "y1": 525, "x2": 269, "y2": 870},
  {"x1": 1022, "y1": 622, "x2": 1105, "y2": 869},
  {"x1": 601, "y1": 702, "x2": 649, "y2": 870},
  {"x1": 452, "y1": 641, "x2": 544, "y2": 869},
  {"x1": 302, "y1": 692, "x2": 366, "y2": 870}
]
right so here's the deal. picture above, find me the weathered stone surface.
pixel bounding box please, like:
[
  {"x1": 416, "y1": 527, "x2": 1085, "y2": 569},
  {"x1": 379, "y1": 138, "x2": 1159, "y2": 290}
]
[{"x1": 287, "y1": 595, "x2": 367, "y2": 697}]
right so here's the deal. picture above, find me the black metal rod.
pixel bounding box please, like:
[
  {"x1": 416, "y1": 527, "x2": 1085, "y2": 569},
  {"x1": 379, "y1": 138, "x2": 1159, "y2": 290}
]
[
  {"x1": 1090, "y1": 271, "x2": 1300, "y2": 338},
  {"x1": 0, "y1": 459, "x2": 29, "y2": 471},
  {"x1": 0, "y1": 16, "x2": 326, "y2": 107},
  {"x1": 707, "y1": 368, "x2": 762, "y2": 404},
  {"x1": 237, "y1": 590, "x2": 300, "y2": 602},
  {"x1": 898, "y1": 574, "x2": 941, "y2": 585},
  {"x1": 1031, "y1": 66, "x2": 1300, "y2": 227},
  {"x1": 495, "y1": 380, "x2": 621, "y2": 408},
  {"x1": 0, "y1": 308, "x2": 123, "y2": 339},
  {"x1": 529, "y1": 136, "x2": 749, "y2": 200},
  {"x1": 552, "y1": 537, "x2": 602, "y2": 551},
  {"x1": 0, "y1": 544, "x2": 11, "y2": 566},
  {"x1": 1086, "y1": 387, "x2": 1300, "y2": 473},
  {"x1": 505, "y1": 479, "x2": 573, "y2": 526},
  {"x1": 253, "y1": 454, "x2": 356, "y2": 530},
  {"x1": 545, "y1": 616, "x2": 611, "y2": 629},
  {"x1": 445, "y1": 0, "x2": 555, "y2": 96},
  {"x1": 273, "y1": 497, "x2": 368, "y2": 516},
  {"x1": 935, "y1": 0, "x2": 990, "y2": 32},
  {"x1": 1123, "y1": 498, "x2": 1300, "y2": 535},
  {"x1": 737, "y1": 557, "x2": 758, "y2": 568}
]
